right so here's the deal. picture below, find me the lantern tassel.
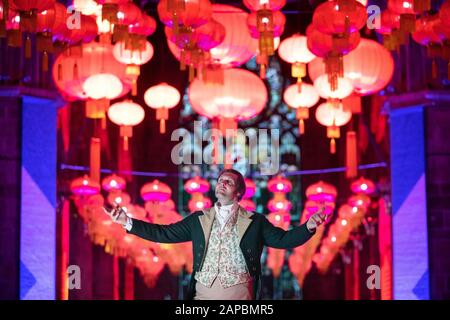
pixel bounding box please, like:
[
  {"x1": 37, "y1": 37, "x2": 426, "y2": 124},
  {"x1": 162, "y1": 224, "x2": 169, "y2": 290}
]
[
  {"x1": 132, "y1": 79, "x2": 137, "y2": 96},
  {"x1": 101, "y1": 117, "x2": 106, "y2": 130},
  {"x1": 123, "y1": 136, "x2": 128, "y2": 151},
  {"x1": 299, "y1": 119, "x2": 305, "y2": 135},
  {"x1": 297, "y1": 77, "x2": 302, "y2": 93},
  {"x1": 260, "y1": 64, "x2": 266, "y2": 79},
  {"x1": 25, "y1": 35, "x2": 31, "y2": 58},
  {"x1": 189, "y1": 65, "x2": 195, "y2": 82},
  {"x1": 42, "y1": 51, "x2": 48, "y2": 72},
  {"x1": 432, "y1": 59, "x2": 438, "y2": 79},
  {"x1": 160, "y1": 119, "x2": 166, "y2": 134},
  {"x1": 330, "y1": 138, "x2": 336, "y2": 154},
  {"x1": 346, "y1": 131, "x2": 358, "y2": 179}
]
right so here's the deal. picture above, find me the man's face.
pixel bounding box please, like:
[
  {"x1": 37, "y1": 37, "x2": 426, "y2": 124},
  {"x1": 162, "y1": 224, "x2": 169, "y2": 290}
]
[{"x1": 215, "y1": 173, "x2": 240, "y2": 203}]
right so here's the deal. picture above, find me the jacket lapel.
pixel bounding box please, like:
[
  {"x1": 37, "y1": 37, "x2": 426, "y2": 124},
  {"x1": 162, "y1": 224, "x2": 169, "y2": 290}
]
[
  {"x1": 237, "y1": 206, "x2": 254, "y2": 243},
  {"x1": 199, "y1": 207, "x2": 215, "y2": 244}
]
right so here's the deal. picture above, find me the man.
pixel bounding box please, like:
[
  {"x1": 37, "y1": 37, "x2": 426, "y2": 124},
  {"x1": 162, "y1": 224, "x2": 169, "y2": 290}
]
[{"x1": 104, "y1": 169, "x2": 326, "y2": 300}]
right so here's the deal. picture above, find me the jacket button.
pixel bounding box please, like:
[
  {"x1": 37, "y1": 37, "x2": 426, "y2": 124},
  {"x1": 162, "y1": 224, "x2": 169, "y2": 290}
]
[
  {"x1": 247, "y1": 249, "x2": 251, "y2": 253},
  {"x1": 252, "y1": 267, "x2": 257, "y2": 271},
  {"x1": 250, "y1": 257, "x2": 254, "y2": 261}
]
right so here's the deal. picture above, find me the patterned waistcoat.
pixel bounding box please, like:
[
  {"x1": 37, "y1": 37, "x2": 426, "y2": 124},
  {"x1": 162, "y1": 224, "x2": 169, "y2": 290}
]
[{"x1": 194, "y1": 210, "x2": 252, "y2": 288}]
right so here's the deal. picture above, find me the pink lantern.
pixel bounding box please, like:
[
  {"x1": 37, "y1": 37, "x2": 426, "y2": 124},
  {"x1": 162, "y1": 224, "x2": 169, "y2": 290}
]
[
  {"x1": 188, "y1": 194, "x2": 212, "y2": 212},
  {"x1": 141, "y1": 180, "x2": 172, "y2": 202},
  {"x1": 283, "y1": 83, "x2": 319, "y2": 134},
  {"x1": 188, "y1": 68, "x2": 267, "y2": 133},
  {"x1": 107, "y1": 100, "x2": 145, "y2": 150},
  {"x1": 348, "y1": 194, "x2": 371, "y2": 210},
  {"x1": 184, "y1": 176, "x2": 210, "y2": 194},
  {"x1": 412, "y1": 15, "x2": 442, "y2": 46},
  {"x1": 351, "y1": 177, "x2": 376, "y2": 195},
  {"x1": 308, "y1": 39, "x2": 395, "y2": 96},
  {"x1": 315, "y1": 101, "x2": 352, "y2": 153},
  {"x1": 314, "y1": 75, "x2": 354, "y2": 99},
  {"x1": 375, "y1": 9, "x2": 401, "y2": 35},
  {"x1": 267, "y1": 176, "x2": 292, "y2": 193},
  {"x1": 107, "y1": 190, "x2": 131, "y2": 207},
  {"x1": 239, "y1": 198, "x2": 256, "y2": 212},
  {"x1": 113, "y1": 40, "x2": 154, "y2": 95},
  {"x1": 83, "y1": 73, "x2": 123, "y2": 100},
  {"x1": 305, "y1": 180, "x2": 337, "y2": 202},
  {"x1": 209, "y1": 4, "x2": 258, "y2": 67},
  {"x1": 144, "y1": 83, "x2": 180, "y2": 134},
  {"x1": 70, "y1": 174, "x2": 101, "y2": 196},
  {"x1": 278, "y1": 34, "x2": 316, "y2": 86},
  {"x1": 304, "y1": 200, "x2": 335, "y2": 219},
  {"x1": 128, "y1": 13, "x2": 157, "y2": 37},
  {"x1": 243, "y1": 178, "x2": 256, "y2": 199},
  {"x1": 102, "y1": 174, "x2": 126, "y2": 192},
  {"x1": 268, "y1": 198, "x2": 292, "y2": 212}
]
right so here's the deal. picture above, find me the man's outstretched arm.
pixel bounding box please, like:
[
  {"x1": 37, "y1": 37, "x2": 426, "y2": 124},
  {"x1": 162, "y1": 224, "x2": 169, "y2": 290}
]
[
  {"x1": 103, "y1": 206, "x2": 193, "y2": 243},
  {"x1": 262, "y1": 212, "x2": 326, "y2": 249}
]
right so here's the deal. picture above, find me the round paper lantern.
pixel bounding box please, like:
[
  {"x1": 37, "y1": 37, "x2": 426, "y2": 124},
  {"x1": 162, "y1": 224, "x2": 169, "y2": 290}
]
[
  {"x1": 243, "y1": 178, "x2": 256, "y2": 199},
  {"x1": 141, "y1": 180, "x2": 172, "y2": 202},
  {"x1": 209, "y1": 4, "x2": 258, "y2": 67},
  {"x1": 315, "y1": 101, "x2": 352, "y2": 153},
  {"x1": 351, "y1": 177, "x2": 376, "y2": 195},
  {"x1": 309, "y1": 39, "x2": 395, "y2": 96},
  {"x1": 108, "y1": 100, "x2": 145, "y2": 150},
  {"x1": 144, "y1": 83, "x2": 180, "y2": 134},
  {"x1": 268, "y1": 198, "x2": 292, "y2": 212},
  {"x1": 184, "y1": 176, "x2": 210, "y2": 194},
  {"x1": 157, "y1": 0, "x2": 212, "y2": 29},
  {"x1": 306, "y1": 24, "x2": 361, "y2": 58},
  {"x1": 388, "y1": 0, "x2": 417, "y2": 15},
  {"x1": 128, "y1": 13, "x2": 157, "y2": 36},
  {"x1": 412, "y1": 15, "x2": 442, "y2": 46},
  {"x1": 194, "y1": 18, "x2": 226, "y2": 51},
  {"x1": 239, "y1": 198, "x2": 256, "y2": 211},
  {"x1": 243, "y1": 0, "x2": 286, "y2": 11},
  {"x1": 247, "y1": 10, "x2": 285, "y2": 38},
  {"x1": 73, "y1": 0, "x2": 101, "y2": 16},
  {"x1": 278, "y1": 34, "x2": 316, "y2": 86},
  {"x1": 113, "y1": 40, "x2": 154, "y2": 95},
  {"x1": 188, "y1": 193, "x2": 212, "y2": 212},
  {"x1": 83, "y1": 73, "x2": 123, "y2": 100},
  {"x1": 52, "y1": 42, "x2": 131, "y2": 101},
  {"x1": 313, "y1": 0, "x2": 367, "y2": 35},
  {"x1": 67, "y1": 14, "x2": 98, "y2": 44},
  {"x1": 102, "y1": 174, "x2": 126, "y2": 192},
  {"x1": 305, "y1": 199, "x2": 335, "y2": 217},
  {"x1": 348, "y1": 194, "x2": 371, "y2": 210},
  {"x1": 433, "y1": 21, "x2": 450, "y2": 42},
  {"x1": 314, "y1": 75, "x2": 353, "y2": 99},
  {"x1": 11, "y1": 0, "x2": 55, "y2": 13},
  {"x1": 315, "y1": 101, "x2": 352, "y2": 127},
  {"x1": 117, "y1": 2, "x2": 141, "y2": 26},
  {"x1": 441, "y1": 0, "x2": 450, "y2": 28},
  {"x1": 71, "y1": 174, "x2": 101, "y2": 196},
  {"x1": 188, "y1": 68, "x2": 267, "y2": 132},
  {"x1": 306, "y1": 180, "x2": 337, "y2": 202},
  {"x1": 283, "y1": 83, "x2": 319, "y2": 134},
  {"x1": 375, "y1": 9, "x2": 401, "y2": 35},
  {"x1": 267, "y1": 176, "x2": 292, "y2": 193},
  {"x1": 107, "y1": 190, "x2": 131, "y2": 207}
]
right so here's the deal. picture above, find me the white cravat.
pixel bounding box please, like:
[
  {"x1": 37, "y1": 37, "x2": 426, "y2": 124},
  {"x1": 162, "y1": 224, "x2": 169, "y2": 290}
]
[{"x1": 214, "y1": 202, "x2": 237, "y2": 230}]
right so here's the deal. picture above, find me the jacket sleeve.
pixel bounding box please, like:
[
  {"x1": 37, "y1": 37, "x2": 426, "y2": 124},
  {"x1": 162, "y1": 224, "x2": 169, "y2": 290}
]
[
  {"x1": 261, "y1": 215, "x2": 315, "y2": 249},
  {"x1": 127, "y1": 214, "x2": 195, "y2": 243}
]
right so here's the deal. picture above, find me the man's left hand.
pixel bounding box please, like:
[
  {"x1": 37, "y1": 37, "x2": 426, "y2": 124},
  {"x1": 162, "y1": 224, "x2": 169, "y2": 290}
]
[{"x1": 306, "y1": 211, "x2": 327, "y2": 233}]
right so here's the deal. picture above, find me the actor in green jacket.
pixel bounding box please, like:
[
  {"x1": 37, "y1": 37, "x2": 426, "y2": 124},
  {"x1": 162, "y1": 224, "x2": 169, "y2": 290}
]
[{"x1": 104, "y1": 169, "x2": 326, "y2": 300}]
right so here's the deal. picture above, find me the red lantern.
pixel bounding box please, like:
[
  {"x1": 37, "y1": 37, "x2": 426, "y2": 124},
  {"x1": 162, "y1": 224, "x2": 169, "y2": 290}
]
[
  {"x1": 157, "y1": 0, "x2": 212, "y2": 30},
  {"x1": 306, "y1": 180, "x2": 337, "y2": 202},
  {"x1": 184, "y1": 177, "x2": 210, "y2": 194},
  {"x1": 304, "y1": 200, "x2": 335, "y2": 220},
  {"x1": 312, "y1": 0, "x2": 367, "y2": 35},
  {"x1": 348, "y1": 194, "x2": 371, "y2": 210},
  {"x1": 113, "y1": 1, "x2": 142, "y2": 42},
  {"x1": 107, "y1": 190, "x2": 131, "y2": 207},
  {"x1": 107, "y1": 100, "x2": 145, "y2": 150},
  {"x1": 375, "y1": 9, "x2": 401, "y2": 35},
  {"x1": 102, "y1": 174, "x2": 127, "y2": 192},
  {"x1": 283, "y1": 83, "x2": 319, "y2": 134},
  {"x1": 243, "y1": 0, "x2": 286, "y2": 11},
  {"x1": 243, "y1": 178, "x2": 256, "y2": 199},
  {"x1": 351, "y1": 177, "x2": 376, "y2": 195},
  {"x1": 188, "y1": 194, "x2": 212, "y2": 212},
  {"x1": 96, "y1": 0, "x2": 129, "y2": 25},
  {"x1": 141, "y1": 180, "x2": 172, "y2": 202},
  {"x1": 144, "y1": 83, "x2": 180, "y2": 134},
  {"x1": 188, "y1": 68, "x2": 267, "y2": 134},
  {"x1": 278, "y1": 34, "x2": 316, "y2": 87},
  {"x1": 412, "y1": 15, "x2": 442, "y2": 46},
  {"x1": 441, "y1": 0, "x2": 450, "y2": 28},
  {"x1": 11, "y1": 0, "x2": 55, "y2": 31},
  {"x1": 128, "y1": 13, "x2": 157, "y2": 37},
  {"x1": 70, "y1": 174, "x2": 101, "y2": 196},
  {"x1": 309, "y1": 39, "x2": 395, "y2": 96},
  {"x1": 239, "y1": 199, "x2": 256, "y2": 212},
  {"x1": 267, "y1": 176, "x2": 292, "y2": 193}
]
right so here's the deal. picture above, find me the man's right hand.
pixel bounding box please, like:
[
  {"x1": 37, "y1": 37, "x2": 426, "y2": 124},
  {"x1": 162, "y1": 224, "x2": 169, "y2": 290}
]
[{"x1": 103, "y1": 205, "x2": 128, "y2": 226}]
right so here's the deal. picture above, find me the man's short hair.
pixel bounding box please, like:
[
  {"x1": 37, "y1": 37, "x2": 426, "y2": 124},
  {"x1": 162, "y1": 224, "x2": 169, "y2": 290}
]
[{"x1": 218, "y1": 169, "x2": 246, "y2": 201}]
